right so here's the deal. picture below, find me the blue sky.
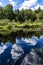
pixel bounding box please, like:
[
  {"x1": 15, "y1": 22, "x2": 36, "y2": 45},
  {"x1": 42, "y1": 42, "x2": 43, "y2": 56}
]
[{"x1": 0, "y1": 0, "x2": 43, "y2": 10}]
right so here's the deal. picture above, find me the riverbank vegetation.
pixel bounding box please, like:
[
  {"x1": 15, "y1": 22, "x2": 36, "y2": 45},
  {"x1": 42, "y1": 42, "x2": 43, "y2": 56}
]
[
  {"x1": 0, "y1": 4, "x2": 43, "y2": 35},
  {"x1": 0, "y1": 19, "x2": 43, "y2": 35}
]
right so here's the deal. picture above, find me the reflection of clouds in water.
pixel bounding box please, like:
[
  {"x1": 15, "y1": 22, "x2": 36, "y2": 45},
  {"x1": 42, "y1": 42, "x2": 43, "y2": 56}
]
[
  {"x1": 24, "y1": 38, "x2": 37, "y2": 45},
  {"x1": 0, "y1": 44, "x2": 7, "y2": 54},
  {"x1": 21, "y1": 49, "x2": 42, "y2": 65},
  {"x1": 11, "y1": 44, "x2": 24, "y2": 60},
  {"x1": 11, "y1": 44, "x2": 24, "y2": 64},
  {"x1": 24, "y1": 36, "x2": 39, "y2": 46},
  {"x1": 32, "y1": 36, "x2": 38, "y2": 41},
  {"x1": 40, "y1": 35, "x2": 43, "y2": 39},
  {"x1": 0, "y1": 35, "x2": 43, "y2": 65},
  {"x1": 16, "y1": 36, "x2": 39, "y2": 46},
  {"x1": 37, "y1": 35, "x2": 43, "y2": 47}
]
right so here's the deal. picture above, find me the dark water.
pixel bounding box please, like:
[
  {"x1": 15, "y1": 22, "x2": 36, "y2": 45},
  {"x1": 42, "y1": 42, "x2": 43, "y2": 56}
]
[{"x1": 0, "y1": 35, "x2": 43, "y2": 65}]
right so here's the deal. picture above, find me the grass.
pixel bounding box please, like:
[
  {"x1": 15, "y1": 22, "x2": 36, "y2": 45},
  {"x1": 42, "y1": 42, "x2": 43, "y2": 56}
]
[{"x1": 0, "y1": 19, "x2": 43, "y2": 35}]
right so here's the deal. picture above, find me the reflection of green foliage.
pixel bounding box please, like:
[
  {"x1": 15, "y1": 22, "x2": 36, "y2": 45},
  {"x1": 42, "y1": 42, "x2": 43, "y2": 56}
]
[
  {"x1": 35, "y1": 48, "x2": 43, "y2": 64},
  {"x1": 36, "y1": 48, "x2": 43, "y2": 52},
  {"x1": 36, "y1": 48, "x2": 43, "y2": 61}
]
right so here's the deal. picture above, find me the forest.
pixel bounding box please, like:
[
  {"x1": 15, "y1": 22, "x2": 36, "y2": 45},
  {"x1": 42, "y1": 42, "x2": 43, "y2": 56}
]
[
  {"x1": 0, "y1": 4, "x2": 43, "y2": 21},
  {"x1": 0, "y1": 4, "x2": 43, "y2": 35}
]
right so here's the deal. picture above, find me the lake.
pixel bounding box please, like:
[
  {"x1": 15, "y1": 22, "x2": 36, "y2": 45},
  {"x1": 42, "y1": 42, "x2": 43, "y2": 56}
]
[{"x1": 0, "y1": 35, "x2": 43, "y2": 65}]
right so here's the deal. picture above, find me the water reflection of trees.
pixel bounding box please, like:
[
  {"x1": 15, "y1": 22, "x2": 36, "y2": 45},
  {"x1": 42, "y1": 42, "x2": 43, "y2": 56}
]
[{"x1": 0, "y1": 31, "x2": 43, "y2": 43}]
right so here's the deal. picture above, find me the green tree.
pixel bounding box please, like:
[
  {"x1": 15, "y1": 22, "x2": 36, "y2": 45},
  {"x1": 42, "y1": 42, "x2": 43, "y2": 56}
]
[
  {"x1": 38, "y1": 12, "x2": 43, "y2": 20},
  {"x1": 31, "y1": 12, "x2": 37, "y2": 21},
  {"x1": 26, "y1": 9, "x2": 32, "y2": 20},
  {"x1": 35, "y1": 7, "x2": 41, "y2": 13},
  {"x1": 18, "y1": 9, "x2": 26, "y2": 22},
  {"x1": 0, "y1": 6, "x2": 4, "y2": 19},
  {"x1": 14, "y1": 9, "x2": 20, "y2": 21},
  {"x1": 4, "y1": 4, "x2": 13, "y2": 20},
  {"x1": 26, "y1": 9, "x2": 37, "y2": 21}
]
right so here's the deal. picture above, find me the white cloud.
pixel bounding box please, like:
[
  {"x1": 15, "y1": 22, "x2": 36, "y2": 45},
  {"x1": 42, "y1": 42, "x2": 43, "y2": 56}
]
[
  {"x1": 24, "y1": 38, "x2": 37, "y2": 45},
  {"x1": 0, "y1": 2, "x2": 3, "y2": 6},
  {"x1": 0, "y1": 45, "x2": 7, "y2": 54},
  {"x1": 19, "y1": 0, "x2": 38, "y2": 10},
  {"x1": 34, "y1": 3, "x2": 43, "y2": 9},
  {"x1": 31, "y1": 8, "x2": 34, "y2": 10},
  {"x1": 9, "y1": 0, "x2": 13, "y2": 2},
  {"x1": 11, "y1": 44, "x2": 24, "y2": 60},
  {"x1": 8, "y1": 0, "x2": 17, "y2": 7},
  {"x1": 10, "y1": 1, "x2": 17, "y2": 7}
]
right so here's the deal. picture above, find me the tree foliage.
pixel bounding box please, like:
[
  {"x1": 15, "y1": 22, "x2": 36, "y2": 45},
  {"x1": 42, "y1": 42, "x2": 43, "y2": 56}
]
[
  {"x1": 4, "y1": 4, "x2": 14, "y2": 20},
  {"x1": 0, "y1": 6, "x2": 4, "y2": 19},
  {"x1": 0, "y1": 4, "x2": 43, "y2": 22},
  {"x1": 38, "y1": 12, "x2": 43, "y2": 20}
]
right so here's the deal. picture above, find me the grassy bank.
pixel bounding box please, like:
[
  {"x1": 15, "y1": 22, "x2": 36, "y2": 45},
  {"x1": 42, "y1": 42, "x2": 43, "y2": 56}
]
[
  {"x1": 0, "y1": 19, "x2": 43, "y2": 35},
  {"x1": 0, "y1": 19, "x2": 43, "y2": 42}
]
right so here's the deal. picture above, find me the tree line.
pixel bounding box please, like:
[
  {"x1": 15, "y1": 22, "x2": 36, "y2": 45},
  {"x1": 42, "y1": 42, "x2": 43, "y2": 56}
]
[{"x1": 0, "y1": 4, "x2": 43, "y2": 22}]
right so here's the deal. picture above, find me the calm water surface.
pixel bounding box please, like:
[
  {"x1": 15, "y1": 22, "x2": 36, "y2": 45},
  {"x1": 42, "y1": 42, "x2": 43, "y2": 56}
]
[{"x1": 0, "y1": 35, "x2": 43, "y2": 65}]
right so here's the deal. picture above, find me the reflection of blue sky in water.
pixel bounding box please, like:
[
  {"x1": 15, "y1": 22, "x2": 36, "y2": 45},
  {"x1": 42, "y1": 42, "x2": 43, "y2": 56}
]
[{"x1": 0, "y1": 35, "x2": 43, "y2": 65}]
